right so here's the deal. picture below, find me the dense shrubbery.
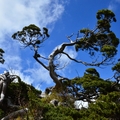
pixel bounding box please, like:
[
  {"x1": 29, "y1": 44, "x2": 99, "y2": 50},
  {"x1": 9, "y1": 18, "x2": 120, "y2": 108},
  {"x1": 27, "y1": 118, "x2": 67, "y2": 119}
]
[{"x1": 1, "y1": 76, "x2": 120, "y2": 119}]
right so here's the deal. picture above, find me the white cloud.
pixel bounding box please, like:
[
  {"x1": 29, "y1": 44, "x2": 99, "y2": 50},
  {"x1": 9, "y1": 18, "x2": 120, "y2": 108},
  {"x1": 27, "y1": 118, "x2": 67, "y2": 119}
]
[
  {"x1": 108, "y1": 0, "x2": 120, "y2": 11},
  {"x1": 0, "y1": 0, "x2": 67, "y2": 90},
  {"x1": 115, "y1": 0, "x2": 120, "y2": 3},
  {"x1": 12, "y1": 64, "x2": 52, "y2": 90},
  {"x1": 11, "y1": 69, "x2": 34, "y2": 84},
  {"x1": 0, "y1": 0, "x2": 65, "y2": 35},
  {"x1": 23, "y1": 64, "x2": 52, "y2": 85},
  {"x1": 108, "y1": 4, "x2": 116, "y2": 10}
]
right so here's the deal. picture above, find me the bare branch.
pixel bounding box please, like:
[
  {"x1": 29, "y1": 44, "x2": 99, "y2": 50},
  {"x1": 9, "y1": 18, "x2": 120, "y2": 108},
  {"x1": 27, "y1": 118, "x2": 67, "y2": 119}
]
[
  {"x1": 55, "y1": 61, "x2": 68, "y2": 70},
  {"x1": 62, "y1": 51, "x2": 113, "y2": 67},
  {"x1": 61, "y1": 51, "x2": 87, "y2": 65},
  {"x1": 67, "y1": 33, "x2": 74, "y2": 43},
  {"x1": 33, "y1": 55, "x2": 49, "y2": 71},
  {"x1": 1, "y1": 108, "x2": 28, "y2": 120},
  {"x1": 39, "y1": 55, "x2": 49, "y2": 60}
]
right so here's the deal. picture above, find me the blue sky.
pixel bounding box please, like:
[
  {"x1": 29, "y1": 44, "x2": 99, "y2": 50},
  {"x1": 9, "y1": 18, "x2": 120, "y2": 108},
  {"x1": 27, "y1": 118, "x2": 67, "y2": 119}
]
[{"x1": 0, "y1": 0, "x2": 120, "y2": 91}]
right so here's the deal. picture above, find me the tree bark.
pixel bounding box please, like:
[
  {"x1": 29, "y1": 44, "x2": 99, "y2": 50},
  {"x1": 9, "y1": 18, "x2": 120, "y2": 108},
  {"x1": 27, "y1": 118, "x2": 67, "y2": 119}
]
[{"x1": 1, "y1": 108, "x2": 28, "y2": 120}]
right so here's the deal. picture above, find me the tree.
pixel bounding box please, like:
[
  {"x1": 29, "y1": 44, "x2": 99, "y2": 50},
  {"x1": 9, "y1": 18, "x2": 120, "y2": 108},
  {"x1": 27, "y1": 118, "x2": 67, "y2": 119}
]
[
  {"x1": 12, "y1": 9, "x2": 119, "y2": 90},
  {"x1": 1, "y1": 9, "x2": 118, "y2": 119}
]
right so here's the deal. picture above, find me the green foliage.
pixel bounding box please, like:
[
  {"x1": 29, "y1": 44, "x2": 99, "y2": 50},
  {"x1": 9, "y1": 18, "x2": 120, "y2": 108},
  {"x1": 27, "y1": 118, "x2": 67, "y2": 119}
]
[
  {"x1": 101, "y1": 45, "x2": 117, "y2": 57},
  {"x1": 23, "y1": 24, "x2": 41, "y2": 32},
  {"x1": 77, "y1": 74, "x2": 111, "y2": 94},
  {"x1": 0, "y1": 81, "x2": 41, "y2": 119},
  {"x1": 108, "y1": 32, "x2": 119, "y2": 47},
  {"x1": 96, "y1": 9, "x2": 116, "y2": 22},
  {"x1": 75, "y1": 9, "x2": 119, "y2": 59},
  {"x1": 26, "y1": 87, "x2": 81, "y2": 120},
  {"x1": 0, "y1": 48, "x2": 4, "y2": 53},
  {"x1": 12, "y1": 24, "x2": 41, "y2": 39},
  {"x1": 2, "y1": 72, "x2": 120, "y2": 119},
  {"x1": 96, "y1": 9, "x2": 116, "y2": 32},
  {"x1": 0, "y1": 109, "x2": 4, "y2": 119},
  {"x1": 88, "y1": 92, "x2": 120, "y2": 119},
  {"x1": 7, "y1": 81, "x2": 41, "y2": 106},
  {"x1": 12, "y1": 24, "x2": 50, "y2": 50},
  {"x1": 42, "y1": 105, "x2": 81, "y2": 120},
  {"x1": 80, "y1": 28, "x2": 91, "y2": 34},
  {"x1": 74, "y1": 91, "x2": 120, "y2": 120},
  {"x1": 112, "y1": 62, "x2": 120, "y2": 72},
  {"x1": 85, "y1": 68, "x2": 100, "y2": 77}
]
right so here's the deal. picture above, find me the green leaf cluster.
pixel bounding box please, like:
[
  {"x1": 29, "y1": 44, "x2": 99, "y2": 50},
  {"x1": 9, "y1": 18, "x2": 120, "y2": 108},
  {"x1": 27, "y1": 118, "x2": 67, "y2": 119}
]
[
  {"x1": 86, "y1": 68, "x2": 100, "y2": 77},
  {"x1": 101, "y1": 45, "x2": 117, "y2": 57},
  {"x1": 75, "y1": 9, "x2": 119, "y2": 59},
  {"x1": 112, "y1": 62, "x2": 120, "y2": 72},
  {"x1": 12, "y1": 24, "x2": 50, "y2": 51}
]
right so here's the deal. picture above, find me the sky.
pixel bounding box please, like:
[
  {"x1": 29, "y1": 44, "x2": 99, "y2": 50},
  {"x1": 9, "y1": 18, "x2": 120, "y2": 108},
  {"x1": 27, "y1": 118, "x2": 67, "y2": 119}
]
[{"x1": 0, "y1": 0, "x2": 120, "y2": 91}]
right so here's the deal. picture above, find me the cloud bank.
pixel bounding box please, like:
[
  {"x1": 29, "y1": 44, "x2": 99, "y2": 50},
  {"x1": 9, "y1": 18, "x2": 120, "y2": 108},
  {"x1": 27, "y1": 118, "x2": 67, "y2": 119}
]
[{"x1": 0, "y1": 0, "x2": 65, "y2": 35}]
